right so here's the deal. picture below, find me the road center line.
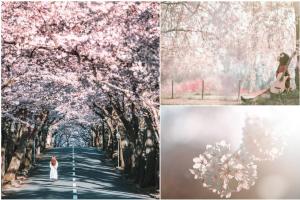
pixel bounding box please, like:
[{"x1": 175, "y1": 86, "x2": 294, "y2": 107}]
[{"x1": 72, "y1": 145, "x2": 77, "y2": 200}]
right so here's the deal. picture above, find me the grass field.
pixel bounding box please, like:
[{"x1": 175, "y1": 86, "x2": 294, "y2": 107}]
[
  {"x1": 241, "y1": 90, "x2": 300, "y2": 105},
  {"x1": 161, "y1": 90, "x2": 300, "y2": 105},
  {"x1": 161, "y1": 93, "x2": 241, "y2": 105}
]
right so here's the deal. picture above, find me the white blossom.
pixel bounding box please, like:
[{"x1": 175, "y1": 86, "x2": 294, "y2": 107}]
[
  {"x1": 190, "y1": 141, "x2": 258, "y2": 198},
  {"x1": 189, "y1": 154, "x2": 208, "y2": 179},
  {"x1": 190, "y1": 115, "x2": 286, "y2": 198},
  {"x1": 242, "y1": 116, "x2": 285, "y2": 161}
]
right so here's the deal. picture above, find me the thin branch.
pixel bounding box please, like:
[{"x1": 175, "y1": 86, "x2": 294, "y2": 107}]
[{"x1": 2, "y1": 40, "x2": 16, "y2": 45}]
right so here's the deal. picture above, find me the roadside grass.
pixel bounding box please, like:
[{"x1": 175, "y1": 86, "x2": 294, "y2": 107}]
[{"x1": 242, "y1": 89, "x2": 299, "y2": 105}]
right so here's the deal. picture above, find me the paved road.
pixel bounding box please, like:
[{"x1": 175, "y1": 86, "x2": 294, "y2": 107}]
[{"x1": 2, "y1": 147, "x2": 150, "y2": 199}]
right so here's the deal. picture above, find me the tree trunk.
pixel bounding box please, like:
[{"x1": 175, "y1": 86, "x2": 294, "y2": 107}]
[
  {"x1": 120, "y1": 139, "x2": 125, "y2": 168},
  {"x1": 1, "y1": 147, "x2": 6, "y2": 186},
  {"x1": 3, "y1": 127, "x2": 29, "y2": 182},
  {"x1": 4, "y1": 112, "x2": 48, "y2": 183},
  {"x1": 36, "y1": 135, "x2": 41, "y2": 157},
  {"x1": 23, "y1": 139, "x2": 34, "y2": 174},
  {"x1": 123, "y1": 142, "x2": 133, "y2": 175},
  {"x1": 102, "y1": 123, "x2": 107, "y2": 151},
  {"x1": 92, "y1": 134, "x2": 95, "y2": 147},
  {"x1": 36, "y1": 146, "x2": 41, "y2": 157},
  {"x1": 105, "y1": 119, "x2": 115, "y2": 157},
  {"x1": 41, "y1": 131, "x2": 48, "y2": 151},
  {"x1": 294, "y1": 2, "x2": 300, "y2": 90},
  {"x1": 142, "y1": 143, "x2": 157, "y2": 187},
  {"x1": 135, "y1": 129, "x2": 147, "y2": 186},
  {"x1": 95, "y1": 130, "x2": 100, "y2": 147},
  {"x1": 1, "y1": 124, "x2": 9, "y2": 185}
]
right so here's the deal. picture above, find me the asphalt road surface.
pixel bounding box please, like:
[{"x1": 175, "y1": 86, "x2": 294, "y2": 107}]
[{"x1": 2, "y1": 147, "x2": 150, "y2": 199}]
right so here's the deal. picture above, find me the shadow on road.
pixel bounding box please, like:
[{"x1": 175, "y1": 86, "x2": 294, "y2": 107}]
[{"x1": 2, "y1": 147, "x2": 151, "y2": 199}]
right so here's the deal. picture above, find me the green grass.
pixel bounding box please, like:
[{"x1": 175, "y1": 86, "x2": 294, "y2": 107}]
[{"x1": 242, "y1": 90, "x2": 300, "y2": 105}]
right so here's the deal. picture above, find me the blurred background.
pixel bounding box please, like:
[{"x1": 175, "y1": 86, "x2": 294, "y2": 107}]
[{"x1": 161, "y1": 106, "x2": 300, "y2": 199}]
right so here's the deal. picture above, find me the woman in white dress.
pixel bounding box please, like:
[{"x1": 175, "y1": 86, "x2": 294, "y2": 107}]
[{"x1": 50, "y1": 156, "x2": 58, "y2": 181}]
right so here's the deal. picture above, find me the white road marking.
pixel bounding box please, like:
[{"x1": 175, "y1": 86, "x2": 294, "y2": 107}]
[{"x1": 72, "y1": 146, "x2": 77, "y2": 200}]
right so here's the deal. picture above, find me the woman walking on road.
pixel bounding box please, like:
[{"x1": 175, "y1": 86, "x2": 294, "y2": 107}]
[{"x1": 50, "y1": 156, "x2": 58, "y2": 181}]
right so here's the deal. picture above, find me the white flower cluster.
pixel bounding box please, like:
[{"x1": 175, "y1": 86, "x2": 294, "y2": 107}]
[
  {"x1": 190, "y1": 117, "x2": 285, "y2": 198},
  {"x1": 190, "y1": 141, "x2": 257, "y2": 198}
]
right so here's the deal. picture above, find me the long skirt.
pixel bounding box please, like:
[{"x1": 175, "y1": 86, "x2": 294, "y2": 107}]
[{"x1": 50, "y1": 165, "x2": 58, "y2": 180}]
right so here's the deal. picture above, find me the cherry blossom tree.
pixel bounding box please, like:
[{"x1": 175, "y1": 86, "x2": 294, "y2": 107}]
[
  {"x1": 1, "y1": 1, "x2": 159, "y2": 189},
  {"x1": 161, "y1": 2, "x2": 296, "y2": 100}
]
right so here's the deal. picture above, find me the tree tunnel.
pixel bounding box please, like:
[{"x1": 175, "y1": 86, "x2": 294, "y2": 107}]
[{"x1": 1, "y1": 1, "x2": 160, "y2": 190}]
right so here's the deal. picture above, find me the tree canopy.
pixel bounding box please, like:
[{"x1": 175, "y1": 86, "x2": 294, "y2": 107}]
[
  {"x1": 1, "y1": 1, "x2": 159, "y2": 189},
  {"x1": 161, "y1": 2, "x2": 296, "y2": 96}
]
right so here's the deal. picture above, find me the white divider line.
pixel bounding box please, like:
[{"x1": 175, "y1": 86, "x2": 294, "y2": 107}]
[{"x1": 72, "y1": 145, "x2": 77, "y2": 200}]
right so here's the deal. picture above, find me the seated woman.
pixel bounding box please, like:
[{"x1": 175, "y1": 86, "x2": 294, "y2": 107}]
[
  {"x1": 241, "y1": 52, "x2": 292, "y2": 103},
  {"x1": 274, "y1": 52, "x2": 291, "y2": 90}
]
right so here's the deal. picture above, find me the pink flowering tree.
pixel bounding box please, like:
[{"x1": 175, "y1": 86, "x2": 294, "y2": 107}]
[
  {"x1": 1, "y1": 2, "x2": 159, "y2": 189},
  {"x1": 161, "y1": 2, "x2": 297, "y2": 99}
]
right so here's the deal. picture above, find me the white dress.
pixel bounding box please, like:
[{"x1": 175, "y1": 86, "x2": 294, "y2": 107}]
[{"x1": 50, "y1": 161, "x2": 58, "y2": 180}]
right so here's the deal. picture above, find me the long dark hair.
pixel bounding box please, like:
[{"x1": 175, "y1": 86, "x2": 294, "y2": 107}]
[
  {"x1": 278, "y1": 52, "x2": 290, "y2": 66},
  {"x1": 51, "y1": 156, "x2": 57, "y2": 166}
]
